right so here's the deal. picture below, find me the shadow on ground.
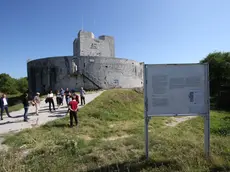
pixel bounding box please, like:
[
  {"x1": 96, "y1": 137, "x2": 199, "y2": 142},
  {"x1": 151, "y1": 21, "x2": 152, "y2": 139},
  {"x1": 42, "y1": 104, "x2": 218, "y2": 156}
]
[
  {"x1": 209, "y1": 165, "x2": 230, "y2": 172},
  {"x1": 43, "y1": 123, "x2": 70, "y2": 128},
  {"x1": 0, "y1": 114, "x2": 37, "y2": 125},
  {"x1": 48, "y1": 114, "x2": 66, "y2": 118},
  {"x1": 54, "y1": 110, "x2": 68, "y2": 114},
  {"x1": 11, "y1": 113, "x2": 35, "y2": 118},
  {"x1": 0, "y1": 120, "x2": 24, "y2": 125},
  {"x1": 37, "y1": 108, "x2": 51, "y2": 112},
  {"x1": 59, "y1": 106, "x2": 68, "y2": 109},
  {"x1": 86, "y1": 157, "x2": 181, "y2": 172}
]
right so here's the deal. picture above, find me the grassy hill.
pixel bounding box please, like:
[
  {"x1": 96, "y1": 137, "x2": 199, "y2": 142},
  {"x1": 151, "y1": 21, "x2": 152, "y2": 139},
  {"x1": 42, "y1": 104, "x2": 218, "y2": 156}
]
[{"x1": 0, "y1": 89, "x2": 230, "y2": 172}]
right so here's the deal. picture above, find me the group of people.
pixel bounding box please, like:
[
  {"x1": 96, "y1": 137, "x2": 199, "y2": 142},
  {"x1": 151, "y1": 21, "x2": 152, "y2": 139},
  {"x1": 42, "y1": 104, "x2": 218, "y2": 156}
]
[
  {"x1": 45, "y1": 87, "x2": 86, "y2": 112},
  {"x1": 0, "y1": 87, "x2": 86, "y2": 125},
  {"x1": 0, "y1": 92, "x2": 40, "y2": 122},
  {"x1": 23, "y1": 87, "x2": 86, "y2": 125}
]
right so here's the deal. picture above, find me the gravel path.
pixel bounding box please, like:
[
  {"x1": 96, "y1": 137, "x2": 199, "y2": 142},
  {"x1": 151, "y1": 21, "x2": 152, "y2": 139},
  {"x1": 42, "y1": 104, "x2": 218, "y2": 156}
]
[
  {"x1": 0, "y1": 91, "x2": 103, "y2": 135},
  {"x1": 165, "y1": 116, "x2": 197, "y2": 127}
]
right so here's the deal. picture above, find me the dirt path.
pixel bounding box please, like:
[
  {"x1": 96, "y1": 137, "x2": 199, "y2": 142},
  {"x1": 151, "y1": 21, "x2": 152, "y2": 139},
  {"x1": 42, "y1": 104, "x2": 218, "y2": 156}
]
[
  {"x1": 0, "y1": 91, "x2": 103, "y2": 135},
  {"x1": 165, "y1": 116, "x2": 197, "y2": 127}
]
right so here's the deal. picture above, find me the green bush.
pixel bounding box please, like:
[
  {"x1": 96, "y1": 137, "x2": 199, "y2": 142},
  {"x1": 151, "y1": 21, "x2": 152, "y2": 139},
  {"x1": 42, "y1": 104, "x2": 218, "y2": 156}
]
[
  {"x1": 200, "y1": 52, "x2": 230, "y2": 97},
  {"x1": 0, "y1": 73, "x2": 28, "y2": 95},
  {"x1": 16, "y1": 77, "x2": 28, "y2": 93}
]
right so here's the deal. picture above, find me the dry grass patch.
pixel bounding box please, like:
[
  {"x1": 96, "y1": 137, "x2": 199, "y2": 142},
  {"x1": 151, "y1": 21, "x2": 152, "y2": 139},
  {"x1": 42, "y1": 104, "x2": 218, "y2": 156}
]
[{"x1": 102, "y1": 134, "x2": 133, "y2": 141}]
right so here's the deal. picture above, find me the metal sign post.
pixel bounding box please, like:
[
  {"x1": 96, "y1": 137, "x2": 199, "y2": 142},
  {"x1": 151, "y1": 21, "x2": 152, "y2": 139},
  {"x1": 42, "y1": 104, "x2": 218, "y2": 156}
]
[
  {"x1": 144, "y1": 63, "x2": 149, "y2": 160},
  {"x1": 144, "y1": 116, "x2": 149, "y2": 160},
  {"x1": 204, "y1": 64, "x2": 210, "y2": 158},
  {"x1": 204, "y1": 114, "x2": 210, "y2": 158}
]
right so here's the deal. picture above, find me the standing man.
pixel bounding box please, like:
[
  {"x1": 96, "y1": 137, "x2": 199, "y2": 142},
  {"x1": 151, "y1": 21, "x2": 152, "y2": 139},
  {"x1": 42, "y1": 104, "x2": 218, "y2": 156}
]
[
  {"x1": 56, "y1": 90, "x2": 62, "y2": 109},
  {"x1": 0, "y1": 94, "x2": 11, "y2": 120},
  {"x1": 33, "y1": 92, "x2": 40, "y2": 115},
  {"x1": 47, "y1": 90, "x2": 55, "y2": 112},
  {"x1": 68, "y1": 94, "x2": 79, "y2": 127},
  {"x1": 22, "y1": 93, "x2": 29, "y2": 122},
  {"x1": 60, "y1": 88, "x2": 65, "y2": 105},
  {"x1": 65, "y1": 88, "x2": 70, "y2": 105},
  {"x1": 80, "y1": 87, "x2": 86, "y2": 106}
]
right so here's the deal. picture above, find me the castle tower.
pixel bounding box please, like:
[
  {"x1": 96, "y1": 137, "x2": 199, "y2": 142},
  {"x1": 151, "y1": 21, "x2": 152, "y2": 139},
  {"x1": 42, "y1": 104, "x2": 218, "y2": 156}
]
[{"x1": 73, "y1": 30, "x2": 115, "y2": 57}]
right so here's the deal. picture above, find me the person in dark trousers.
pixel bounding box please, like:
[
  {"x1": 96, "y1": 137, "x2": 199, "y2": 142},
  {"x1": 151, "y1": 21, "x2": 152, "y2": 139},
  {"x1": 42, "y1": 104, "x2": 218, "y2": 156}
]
[
  {"x1": 0, "y1": 94, "x2": 12, "y2": 120},
  {"x1": 60, "y1": 88, "x2": 65, "y2": 105},
  {"x1": 56, "y1": 90, "x2": 62, "y2": 108},
  {"x1": 68, "y1": 94, "x2": 79, "y2": 127},
  {"x1": 47, "y1": 90, "x2": 55, "y2": 112},
  {"x1": 22, "y1": 93, "x2": 29, "y2": 122},
  {"x1": 80, "y1": 87, "x2": 86, "y2": 106},
  {"x1": 65, "y1": 88, "x2": 70, "y2": 105}
]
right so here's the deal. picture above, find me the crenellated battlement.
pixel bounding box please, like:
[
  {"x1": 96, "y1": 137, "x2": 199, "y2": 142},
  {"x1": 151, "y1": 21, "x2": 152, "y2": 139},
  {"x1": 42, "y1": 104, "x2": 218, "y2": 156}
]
[{"x1": 73, "y1": 30, "x2": 115, "y2": 57}]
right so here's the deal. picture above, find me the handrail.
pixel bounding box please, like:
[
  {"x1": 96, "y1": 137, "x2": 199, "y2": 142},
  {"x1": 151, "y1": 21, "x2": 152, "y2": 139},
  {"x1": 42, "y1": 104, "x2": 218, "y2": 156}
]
[{"x1": 81, "y1": 71, "x2": 101, "y2": 89}]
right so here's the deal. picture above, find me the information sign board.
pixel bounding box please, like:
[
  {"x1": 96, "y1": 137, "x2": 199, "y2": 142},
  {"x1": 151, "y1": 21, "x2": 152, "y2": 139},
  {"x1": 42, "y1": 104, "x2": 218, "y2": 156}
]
[
  {"x1": 144, "y1": 64, "x2": 209, "y2": 116},
  {"x1": 143, "y1": 63, "x2": 210, "y2": 160}
]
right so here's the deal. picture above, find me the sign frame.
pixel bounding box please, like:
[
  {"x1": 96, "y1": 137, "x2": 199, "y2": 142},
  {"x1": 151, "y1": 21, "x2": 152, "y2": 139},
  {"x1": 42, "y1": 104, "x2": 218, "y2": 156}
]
[{"x1": 143, "y1": 63, "x2": 210, "y2": 160}]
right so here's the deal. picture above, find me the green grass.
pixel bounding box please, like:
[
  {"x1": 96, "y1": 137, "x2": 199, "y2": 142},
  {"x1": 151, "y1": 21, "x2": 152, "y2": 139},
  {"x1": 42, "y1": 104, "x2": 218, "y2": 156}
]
[
  {"x1": 0, "y1": 89, "x2": 230, "y2": 172},
  {"x1": 8, "y1": 104, "x2": 23, "y2": 112},
  {"x1": 7, "y1": 94, "x2": 22, "y2": 98}
]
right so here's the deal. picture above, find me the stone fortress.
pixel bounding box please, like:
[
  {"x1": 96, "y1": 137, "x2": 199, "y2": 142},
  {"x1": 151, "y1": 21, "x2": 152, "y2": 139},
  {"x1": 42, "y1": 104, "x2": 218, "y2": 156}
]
[{"x1": 27, "y1": 30, "x2": 144, "y2": 93}]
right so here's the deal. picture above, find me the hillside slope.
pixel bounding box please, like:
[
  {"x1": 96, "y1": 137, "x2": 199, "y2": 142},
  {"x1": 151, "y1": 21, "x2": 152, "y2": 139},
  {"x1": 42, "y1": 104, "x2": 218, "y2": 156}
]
[{"x1": 0, "y1": 89, "x2": 230, "y2": 172}]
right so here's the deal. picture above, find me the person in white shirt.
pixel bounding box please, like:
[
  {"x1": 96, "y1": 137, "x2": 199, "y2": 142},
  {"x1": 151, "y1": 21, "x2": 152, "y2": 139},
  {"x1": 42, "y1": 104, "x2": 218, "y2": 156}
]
[
  {"x1": 33, "y1": 92, "x2": 40, "y2": 115},
  {"x1": 0, "y1": 94, "x2": 12, "y2": 120},
  {"x1": 47, "y1": 90, "x2": 55, "y2": 112}
]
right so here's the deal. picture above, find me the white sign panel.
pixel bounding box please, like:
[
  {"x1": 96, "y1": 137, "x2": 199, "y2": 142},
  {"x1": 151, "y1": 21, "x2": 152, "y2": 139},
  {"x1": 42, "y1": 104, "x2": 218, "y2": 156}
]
[{"x1": 144, "y1": 63, "x2": 209, "y2": 116}]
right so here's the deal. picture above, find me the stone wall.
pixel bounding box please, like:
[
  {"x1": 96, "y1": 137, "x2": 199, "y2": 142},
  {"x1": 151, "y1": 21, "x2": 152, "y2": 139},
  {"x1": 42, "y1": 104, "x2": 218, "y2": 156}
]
[
  {"x1": 76, "y1": 56, "x2": 143, "y2": 89},
  {"x1": 27, "y1": 56, "x2": 78, "y2": 93},
  {"x1": 27, "y1": 56, "x2": 143, "y2": 93}
]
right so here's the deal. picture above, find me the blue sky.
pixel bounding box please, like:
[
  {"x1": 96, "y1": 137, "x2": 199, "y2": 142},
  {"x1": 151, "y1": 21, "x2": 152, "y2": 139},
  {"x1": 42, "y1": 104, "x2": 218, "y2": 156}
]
[{"x1": 1, "y1": 0, "x2": 230, "y2": 78}]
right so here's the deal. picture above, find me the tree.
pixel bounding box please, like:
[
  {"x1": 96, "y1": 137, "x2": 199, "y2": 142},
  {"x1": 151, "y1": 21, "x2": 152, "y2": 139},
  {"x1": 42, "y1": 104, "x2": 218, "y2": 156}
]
[
  {"x1": 17, "y1": 77, "x2": 28, "y2": 93},
  {"x1": 0, "y1": 73, "x2": 19, "y2": 94},
  {"x1": 0, "y1": 74, "x2": 29, "y2": 95},
  {"x1": 200, "y1": 52, "x2": 230, "y2": 97}
]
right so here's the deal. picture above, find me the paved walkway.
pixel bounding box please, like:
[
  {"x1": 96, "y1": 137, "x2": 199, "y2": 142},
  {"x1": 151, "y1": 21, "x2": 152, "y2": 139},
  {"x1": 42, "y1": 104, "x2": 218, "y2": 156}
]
[{"x1": 0, "y1": 91, "x2": 103, "y2": 135}]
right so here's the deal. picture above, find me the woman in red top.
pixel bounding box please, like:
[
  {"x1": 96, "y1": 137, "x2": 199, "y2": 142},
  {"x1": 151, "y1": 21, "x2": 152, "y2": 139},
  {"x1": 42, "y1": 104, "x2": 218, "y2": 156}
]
[{"x1": 68, "y1": 94, "x2": 79, "y2": 127}]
